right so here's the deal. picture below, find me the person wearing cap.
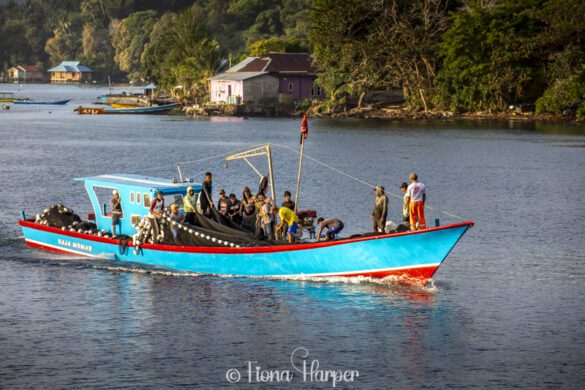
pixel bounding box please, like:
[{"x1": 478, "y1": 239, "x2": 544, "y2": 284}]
[
  {"x1": 169, "y1": 203, "x2": 185, "y2": 238},
  {"x1": 317, "y1": 217, "x2": 344, "y2": 241},
  {"x1": 111, "y1": 189, "x2": 123, "y2": 234},
  {"x1": 183, "y1": 186, "x2": 198, "y2": 225},
  {"x1": 149, "y1": 190, "x2": 165, "y2": 219},
  {"x1": 371, "y1": 185, "x2": 388, "y2": 233},
  {"x1": 400, "y1": 182, "x2": 410, "y2": 226},
  {"x1": 406, "y1": 172, "x2": 426, "y2": 231},
  {"x1": 200, "y1": 172, "x2": 214, "y2": 218},
  {"x1": 217, "y1": 189, "x2": 229, "y2": 219}
]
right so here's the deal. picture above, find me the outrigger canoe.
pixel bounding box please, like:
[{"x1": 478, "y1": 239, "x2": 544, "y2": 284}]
[
  {"x1": 19, "y1": 171, "x2": 473, "y2": 283},
  {"x1": 14, "y1": 99, "x2": 70, "y2": 105}
]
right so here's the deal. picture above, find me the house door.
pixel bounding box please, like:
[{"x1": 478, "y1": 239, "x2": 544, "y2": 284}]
[{"x1": 228, "y1": 85, "x2": 232, "y2": 96}]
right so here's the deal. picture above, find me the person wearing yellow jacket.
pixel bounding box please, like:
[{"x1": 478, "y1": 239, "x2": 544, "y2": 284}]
[{"x1": 184, "y1": 186, "x2": 198, "y2": 225}]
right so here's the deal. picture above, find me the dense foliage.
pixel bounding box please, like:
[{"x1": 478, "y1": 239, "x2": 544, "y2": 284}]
[{"x1": 0, "y1": 0, "x2": 583, "y2": 115}]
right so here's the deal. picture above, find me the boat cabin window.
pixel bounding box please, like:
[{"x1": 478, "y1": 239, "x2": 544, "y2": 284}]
[
  {"x1": 143, "y1": 193, "x2": 150, "y2": 208},
  {"x1": 92, "y1": 186, "x2": 121, "y2": 217},
  {"x1": 131, "y1": 215, "x2": 142, "y2": 226},
  {"x1": 130, "y1": 192, "x2": 135, "y2": 203},
  {"x1": 136, "y1": 192, "x2": 141, "y2": 204}
]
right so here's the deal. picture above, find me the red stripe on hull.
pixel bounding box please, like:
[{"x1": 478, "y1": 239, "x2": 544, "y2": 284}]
[{"x1": 333, "y1": 265, "x2": 438, "y2": 280}]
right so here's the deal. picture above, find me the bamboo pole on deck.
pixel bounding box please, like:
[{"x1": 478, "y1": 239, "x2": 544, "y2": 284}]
[{"x1": 294, "y1": 137, "x2": 305, "y2": 213}]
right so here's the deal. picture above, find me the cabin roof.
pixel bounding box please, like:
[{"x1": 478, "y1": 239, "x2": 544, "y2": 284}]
[
  {"x1": 74, "y1": 173, "x2": 199, "y2": 191},
  {"x1": 48, "y1": 61, "x2": 92, "y2": 73}
]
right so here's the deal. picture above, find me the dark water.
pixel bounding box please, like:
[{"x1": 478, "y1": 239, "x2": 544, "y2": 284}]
[{"x1": 1, "y1": 84, "x2": 585, "y2": 388}]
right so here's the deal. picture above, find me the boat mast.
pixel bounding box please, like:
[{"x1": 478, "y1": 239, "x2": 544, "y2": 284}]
[{"x1": 294, "y1": 137, "x2": 304, "y2": 213}]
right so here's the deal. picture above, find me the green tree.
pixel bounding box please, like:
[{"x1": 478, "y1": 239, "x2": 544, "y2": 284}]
[
  {"x1": 246, "y1": 36, "x2": 308, "y2": 56},
  {"x1": 111, "y1": 10, "x2": 157, "y2": 79}
]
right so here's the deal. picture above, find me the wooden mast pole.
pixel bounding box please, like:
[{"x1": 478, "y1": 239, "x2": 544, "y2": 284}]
[
  {"x1": 267, "y1": 145, "x2": 276, "y2": 202},
  {"x1": 294, "y1": 136, "x2": 305, "y2": 213}
]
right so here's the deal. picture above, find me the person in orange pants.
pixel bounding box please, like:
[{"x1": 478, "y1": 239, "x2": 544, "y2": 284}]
[{"x1": 406, "y1": 173, "x2": 426, "y2": 231}]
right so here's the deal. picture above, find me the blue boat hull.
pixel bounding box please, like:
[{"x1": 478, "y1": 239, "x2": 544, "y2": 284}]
[
  {"x1": 103, "y1": 103, "x2": 181, "y2": 114},
  {"x1": 19, "y1": 220, "x2": 472, "y2": 281},
  {"x1": 14, "y1": 99, "x2": 70, "y2": 105}
]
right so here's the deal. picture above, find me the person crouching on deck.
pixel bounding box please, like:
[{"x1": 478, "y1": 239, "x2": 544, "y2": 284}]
[
  {"x1": 111, "y1": 189, "x2": 123, "y2": 234},
  {"x1": 406, "y1": 172, "x2": 426, "y2": 231},
  {"x1": 275, "y1": 207, "x2": 300, "y2": 243},
  {"x1": 372, "y1": 185, "x2": 388, "y2": 233},
  {"x1": 149, "y1": 190, "x2": 165, "y2": 219},
  {"x1": 169, "y1": 203, "x2": 185, "y2": 238},
  {"x1": 317, "y1": 217, "x2": 344, "y2": 242}
]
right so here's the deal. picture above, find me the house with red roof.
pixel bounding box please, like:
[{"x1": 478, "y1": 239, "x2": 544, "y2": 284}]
[
  {"x1": 208, "y1": 53, "x2": 323, "y2": 104},
  {"x1": 8, "y1": 65, "x2": 44, "y2": 82}
]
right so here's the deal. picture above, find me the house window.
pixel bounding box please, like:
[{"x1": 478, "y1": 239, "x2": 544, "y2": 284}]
[
  {"x1": 288, "y1": 83, "x2": 294, "y2": 92},
  {"x1": 311, "y1": 85, "x2": 315, "y2": 96},
  {"x1": 317, "y1": 87, "x2": 322, "y2": 96},
  {"x1": 130, "y1": 192, "x2": 135, "y2": 203},
  {"x1": 228, "y1": 85, "x2": 232, "y2": 96}
]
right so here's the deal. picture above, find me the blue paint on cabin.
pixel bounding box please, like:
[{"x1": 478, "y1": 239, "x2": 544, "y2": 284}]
[{"x1": 74, "y1": 174, "x2": 200, "y2": 235}]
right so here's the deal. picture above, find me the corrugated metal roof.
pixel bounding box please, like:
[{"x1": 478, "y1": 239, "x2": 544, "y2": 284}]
[
  {"x1": 48, "y1": 61, "x2": 92, "y2": 73},
  {"x1": 224, "y1": 57, "x2": 258, "y2": 73},
  {"x1": 208, "y1": 71, "x2": 270, "y2": 81},
  {"x1": 238, "y1": 53, "x2": 316, "y2": 74}
]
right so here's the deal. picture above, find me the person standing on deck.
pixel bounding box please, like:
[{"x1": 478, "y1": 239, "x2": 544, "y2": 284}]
[
  {"x1": 183, "y1": 186, "x2": 197, "y2": 225},
  {"x1": 281, "y1": 190, "x2": 295, "y2": 211},
  {"x1": 111, "y1": 190, "x2": 122, "y2": 234},
  {"x1": 217, "y1": 189, "x2": 229, "y2": 219},
  {"x1": 400, "y1": 182, "x2": 410, "y2": 228},
  {"x1": 275, "y1": 207, "x2": 300, "y2": 243},
  {"x1": 149, "y1": 191, "x2": 165, "y2": 219},
  {"x1": 406, "y1": 173, "x2": 426, "y2": 231},
  {"x1": 200, "y1": 172, "x2": 214, "y2": 218},
  {"x1": 372, "y1": 185, "x2": 388, "y2": 233}
]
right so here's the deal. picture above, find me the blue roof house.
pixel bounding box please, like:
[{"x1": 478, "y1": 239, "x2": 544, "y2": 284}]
[{"x1": 48, "y1": 61, "x2": 93, "y2": 83}]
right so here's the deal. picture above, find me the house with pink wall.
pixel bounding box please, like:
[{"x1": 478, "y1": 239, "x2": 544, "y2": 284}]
[{"x1": 208, "y1": 53, "x2": 324, "y2": 104}]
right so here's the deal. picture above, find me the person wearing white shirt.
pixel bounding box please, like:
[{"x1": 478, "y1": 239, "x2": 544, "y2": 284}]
[{"x1": 406, "y1": 173, "x2": 426, "y2": 231}]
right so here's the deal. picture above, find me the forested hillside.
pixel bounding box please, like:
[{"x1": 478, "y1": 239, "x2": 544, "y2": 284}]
[{"x1": 1, "y1": 0, "x2": 583, "y2": 117}]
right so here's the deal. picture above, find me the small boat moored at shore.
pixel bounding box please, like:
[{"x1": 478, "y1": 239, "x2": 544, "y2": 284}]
[
  {"x1": 76, "y1": 103, "x2": 182, "y2": 115},
  {"x1": 14, "y1": 99, "x2": 70, "y2": 105}
]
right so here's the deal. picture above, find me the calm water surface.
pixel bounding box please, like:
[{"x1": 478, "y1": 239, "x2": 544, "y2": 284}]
[{"x1": 1, "y1": 84, "x2": 585, "y2": 388}]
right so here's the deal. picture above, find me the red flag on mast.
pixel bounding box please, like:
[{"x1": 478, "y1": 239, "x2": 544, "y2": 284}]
[{"x1": 300, "y1": 114, "x2": 309, "y2": 143}]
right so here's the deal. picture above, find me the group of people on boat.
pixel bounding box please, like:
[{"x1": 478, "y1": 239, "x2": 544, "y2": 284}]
[
  {"x1": 110, "y1": 170, "x2": 427, "y2": 244},
  {"x1": 371, "y1": 172, "x2": 427, "y2": 234}
]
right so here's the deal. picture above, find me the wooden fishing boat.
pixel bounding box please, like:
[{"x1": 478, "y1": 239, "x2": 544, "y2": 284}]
[
  {"x1": 104, "y1": 103, "x2": 182, "y2": 114},
  {"x1": 18, "y1": 145, "x2": 473, "y2": 283},
  {"x1": 0, "y1": 92, "x2": 15, "y2": 102},
  {"x1": 14, "y1": 99, "x2": 70, "y2": 105},
  {"x1": 76, "y1": 106, "x2": 105, "y2": 115}
]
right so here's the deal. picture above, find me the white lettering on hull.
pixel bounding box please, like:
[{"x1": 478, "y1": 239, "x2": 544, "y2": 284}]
[{"x1": 58, "y1": 238, "x2": 93, "y2": 252}]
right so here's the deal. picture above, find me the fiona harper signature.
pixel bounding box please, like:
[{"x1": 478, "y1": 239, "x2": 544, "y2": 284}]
[{"x1": 225, "y1": 347, "x2": 359, "y2": 387}]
